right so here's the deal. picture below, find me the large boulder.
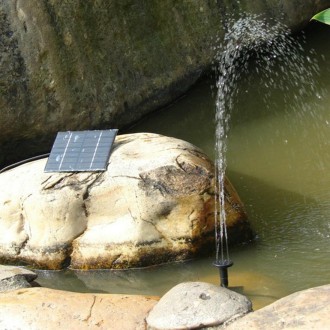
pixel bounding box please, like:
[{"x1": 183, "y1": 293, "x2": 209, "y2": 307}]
[
  {"x1": 0, "y1": 133, "x2": 252, "y2": 270},
  {"x1": 1, "y1": 1, "x2": 329, "y2": 165}
]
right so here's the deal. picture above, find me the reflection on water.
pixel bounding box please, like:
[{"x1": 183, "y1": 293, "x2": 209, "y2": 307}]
[
  {"x1": 37, "y1": 24, "x2": 330, "y2": 309},
  {"x1": 36, "y1": 257, "x2": 286, "y2": 310}
]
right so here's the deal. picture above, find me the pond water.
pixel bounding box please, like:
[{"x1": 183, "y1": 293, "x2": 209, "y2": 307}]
[{"x1": 36, "y1": 23, "x2": 330, "y2": 310}]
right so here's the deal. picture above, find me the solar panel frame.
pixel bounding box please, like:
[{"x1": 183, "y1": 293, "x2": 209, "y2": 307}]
[{"x1": 44, "y1": 129, "x2": 118, "y2": 173}]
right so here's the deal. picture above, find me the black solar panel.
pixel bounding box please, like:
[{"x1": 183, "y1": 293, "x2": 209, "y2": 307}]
[{"x1": 44, "y1": 129, "x2": 118, "y2": 172}]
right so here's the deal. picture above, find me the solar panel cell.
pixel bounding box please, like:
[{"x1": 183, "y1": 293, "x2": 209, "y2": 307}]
[{"x1": 44, "y1": 129, "x2": 118, "y2": 172}]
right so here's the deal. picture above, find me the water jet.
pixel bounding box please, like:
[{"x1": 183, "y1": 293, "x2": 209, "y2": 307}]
[{"x1": 212, "y1": 13, "x2": 322, "y2": 289}]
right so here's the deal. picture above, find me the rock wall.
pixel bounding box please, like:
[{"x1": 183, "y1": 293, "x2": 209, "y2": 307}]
[{"x1": 0, "y1": 0, "x2": 329, "y2": 165}]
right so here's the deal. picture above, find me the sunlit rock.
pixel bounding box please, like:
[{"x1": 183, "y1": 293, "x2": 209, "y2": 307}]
[
  {"x1": 0, "y1": 133, "x2": 251, "y2": 269},
  {"x1": 146, "y1": 281, "x2": 252, "y2": 329},
  {"x1": 0, "y1": 287, "x2": 158, "y2": 330},
  {"x1": 223, "y1": 284, "x2": 330, "y2": 330}
]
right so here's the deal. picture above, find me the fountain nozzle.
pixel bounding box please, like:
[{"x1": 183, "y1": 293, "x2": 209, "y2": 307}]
[{"x1": 213, "y1": 260, "x2": 233, "y2": 288}]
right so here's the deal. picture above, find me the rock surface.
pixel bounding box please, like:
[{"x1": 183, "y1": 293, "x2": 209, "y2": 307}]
[
  {"x1": 1, "y1": 1, "x2": 330, "y2": 165},
  {"x1": 0, "y1": 133, "x2": 252, "y2": 269},
  {"x1": 146, "y1": 281, "x2": 252, "y2": 330},
  {"x1": 0, "y1": 265, "x2": 38, "y2": 292},
  {"x1": 0, "y1": 279, "x2": 328, "y2": 330},
  {"x1": 222, "y1": 284, "x2": 330, "y2": 330},
  {"x1": 0, "y1": 287, "x2": 158, "y2": 330}
]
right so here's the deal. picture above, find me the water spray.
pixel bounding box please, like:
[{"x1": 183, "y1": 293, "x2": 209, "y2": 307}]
[
  {"x1": 213, "y1": 168, "x2": 233, "y2": 288},
  {"x1": 211, "y1": 14, "x2": 278, "y2": 289},
  {"x1": 212, "y1": 13, "x2": 321, "y2": 289}
]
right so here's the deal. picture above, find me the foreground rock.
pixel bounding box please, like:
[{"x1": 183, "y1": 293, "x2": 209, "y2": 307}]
[
  {"x1": 0, "y1": 265, "x2": 38, "y2": 292},
  {"x1": 1, "y1": 1, "x2": 330, "y2": 165},
  {"x1": 146, "y1": 282, "x2": 252, "y2": 329},
  {"x1": 0, "y1": 279, "x2": 328, "y2": 330},
  {"x1": 0, "y1": 133, "x2": 252, "y2": 270},
  {"x1": 223, "y1": 284, "x2": 330, "y2": 330},
  {"x1": 0, "y1": 287, "x2": 158, "y2": 330}
]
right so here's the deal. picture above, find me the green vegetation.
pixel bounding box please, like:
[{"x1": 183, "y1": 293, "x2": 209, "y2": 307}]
[{"x1": 311, "y1": 8, "x2": 330, "y2": 25}]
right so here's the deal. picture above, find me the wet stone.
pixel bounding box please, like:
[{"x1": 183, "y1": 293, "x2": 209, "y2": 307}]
[{"x1": 0, "y1": 265, "x2": 38, "y2": 292}]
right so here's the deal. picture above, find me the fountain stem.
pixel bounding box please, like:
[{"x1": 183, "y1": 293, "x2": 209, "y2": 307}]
[{"x1": 213, "y1": 260, "x2": 234, "y2": 288}]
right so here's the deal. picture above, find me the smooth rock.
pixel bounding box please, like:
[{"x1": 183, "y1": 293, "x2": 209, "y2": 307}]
[
  {"x1": 223, "y1": 284, "x2": 330, "y2": 330},
  {"x1": 0, "y1": 265, "x2": 38, "y2": 292},
  {"x1": 0, "y1": 133, "x2": 252, "y2": 269},
  {"x1": 146, "y1": 281, "x2": 252, "y2": 330},
  {"x1": 1, "y1": 1, "x2": 330, "y2": 166},
  {"x1": 0, "y1": 287, "x2": 158, "y2": 330}
]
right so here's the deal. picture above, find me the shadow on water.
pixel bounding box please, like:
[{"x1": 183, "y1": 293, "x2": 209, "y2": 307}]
[
  {"x1": 35, "y1": 254, "x2": 288, "y2": 310},
  {"x1": 227, "y1": 170, "x2": 330, "y2": 293},
  {"x1": 35, "y1": 261, "x2": 206, "y2": 297},
  {"x1": 34, "y1": 269, "x2": 107, "y2": 294},
  {"x1": 227, "y1": 169, "x2": 321, "y2": 242}
]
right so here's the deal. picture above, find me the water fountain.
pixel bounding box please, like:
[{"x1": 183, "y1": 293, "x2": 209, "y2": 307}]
[
  {"x1": 31, "y1": 13, "x2": 329, "y2": 308},
  {"x1": 212, "y1": 14, "x2": 321, "y2": 288}
]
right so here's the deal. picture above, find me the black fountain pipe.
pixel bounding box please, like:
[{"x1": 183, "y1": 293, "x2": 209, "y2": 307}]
[{"x1": 213, "y1": 260, "x2": 233, "y2": 288}]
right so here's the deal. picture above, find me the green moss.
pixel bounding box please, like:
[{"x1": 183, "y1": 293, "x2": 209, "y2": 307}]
[{"x1": 35, "y1": 0, "x2": 223, "y2": 129}]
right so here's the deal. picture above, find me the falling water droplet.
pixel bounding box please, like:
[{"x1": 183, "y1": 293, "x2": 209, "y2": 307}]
[{"x1": 212, "y1": 13, "x2": 320, "y2": 264}]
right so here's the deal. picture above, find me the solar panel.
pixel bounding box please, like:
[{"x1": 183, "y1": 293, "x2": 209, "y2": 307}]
[{"x1": 44, "y1": 129, "x2": 118, "y2": 172}]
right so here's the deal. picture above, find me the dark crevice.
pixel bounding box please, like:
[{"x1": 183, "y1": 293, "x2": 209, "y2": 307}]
[{"x1": 82, "y1": 172, "x2": 104, "y2": 217}]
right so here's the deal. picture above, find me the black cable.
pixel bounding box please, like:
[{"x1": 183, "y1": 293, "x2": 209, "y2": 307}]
[{"x1": 0, "y1": 153, "x2": 50, "y2": 174}]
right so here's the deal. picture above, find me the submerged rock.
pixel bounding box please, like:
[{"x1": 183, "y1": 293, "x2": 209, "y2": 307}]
[
  {"x1": 0, "y1": 287, "x2": 158, "y2": 330},
  {"x1": 0, "y1": 265, "x2": 38, "y2": 292},
  {"x1": 0, "y1": 133, "x2": 251, "y2": 270},
  {"x1": 146, "y1": 281, "x2": 252, "y2": 329}
]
